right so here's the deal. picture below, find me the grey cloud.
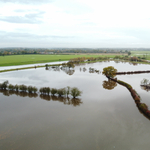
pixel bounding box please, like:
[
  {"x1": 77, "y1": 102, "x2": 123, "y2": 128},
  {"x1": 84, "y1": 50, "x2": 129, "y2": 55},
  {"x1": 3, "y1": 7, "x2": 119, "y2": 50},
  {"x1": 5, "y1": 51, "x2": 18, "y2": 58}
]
[
  {"x1": 0, "y1": 16, "x2": 41, "y2": 24},
  {"x1": 14, "y1": 9, "x2": 43, "y2": 13},
  {"x1": 0, "y1": 11, "x2": 45, "y2": 24},
  {"x1": 14, "y1": 9, "x2": 32, "y2": 13},
  {"x1": 25, "y1": 11, "x2": 45, "y2": 18},
  {"x1": 54, "y1": 0, "x2": 92, "y2": 15},
  {"x1": 81, "y1": 22, "x2": 96, "y2": 26},
  {"x1": 0, "y1": 31, "x2": 76, "y2": 39},
  {"x1": 96, "y1": 27, "x2": 150, "y2": 42},
  {"x1": 114, "y1": 28, "x2": 150, "y2": 41},
  {"x1": 0, "y1": 0, "x2": 53, "y2": 4},
  {"x1": 0, "y1": 31, "x2": 77, "y2": 47}
]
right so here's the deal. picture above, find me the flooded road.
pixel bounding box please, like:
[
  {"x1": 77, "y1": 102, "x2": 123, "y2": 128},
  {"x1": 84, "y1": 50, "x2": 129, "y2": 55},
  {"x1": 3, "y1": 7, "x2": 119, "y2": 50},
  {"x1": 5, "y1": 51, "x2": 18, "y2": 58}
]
[{"x1": 0, "y1": 61, "x2": 150, "y2": 150}]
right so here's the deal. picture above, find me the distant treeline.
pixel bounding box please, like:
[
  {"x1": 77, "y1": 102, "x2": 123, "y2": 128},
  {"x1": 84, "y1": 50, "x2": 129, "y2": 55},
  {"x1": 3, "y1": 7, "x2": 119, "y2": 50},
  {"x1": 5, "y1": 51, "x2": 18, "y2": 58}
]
[
  {"x1": 0, "y1": 47, "x2": 135, "y2": 55},
  {"x1": 1, "y1": 47, "x2": 150, "y2": 56},
  {"x1": 114, "y1": 55, "x2": 148, "y2": 62},
  {"x1": 69, "y1": 56, "x2": 109, "y2": 63},
  {"x1": 69, "y1": 55, "x2": 148, "y2": 63}
]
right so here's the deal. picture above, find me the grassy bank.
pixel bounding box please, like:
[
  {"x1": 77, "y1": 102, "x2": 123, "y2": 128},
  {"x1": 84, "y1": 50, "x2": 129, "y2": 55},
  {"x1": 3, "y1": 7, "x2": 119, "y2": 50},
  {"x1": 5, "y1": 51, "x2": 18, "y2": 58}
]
[
  {"x1": 107, "y1": 76, "x2": 150, "y2": 120},
  {"x1": 0, "y1": 65, "x2": 44, "y2": 73},
  {"x1": 0, "y1": 63, "x2": 63, "y2": 73},
  {"x1": 0, "y1": 54, "x2": 120, "y2": 66}
]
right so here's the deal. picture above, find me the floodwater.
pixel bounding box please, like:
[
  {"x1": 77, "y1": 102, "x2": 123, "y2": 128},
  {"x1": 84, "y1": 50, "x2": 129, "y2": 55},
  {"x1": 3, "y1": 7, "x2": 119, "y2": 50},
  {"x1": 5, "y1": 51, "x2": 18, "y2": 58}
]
[
  {"x1": 0, "y1": 61, "x2": 68, "y2": 70},
  {"x1": 0, "y1": 61, "x2": 150, "y2": 150}
]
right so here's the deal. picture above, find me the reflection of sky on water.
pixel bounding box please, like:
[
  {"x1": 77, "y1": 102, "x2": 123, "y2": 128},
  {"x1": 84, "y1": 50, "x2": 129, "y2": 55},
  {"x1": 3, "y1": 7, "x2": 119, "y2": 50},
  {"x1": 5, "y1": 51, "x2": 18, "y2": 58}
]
[
  {"x1": 1, "y1": 61, "x2": 150, "y2": 150},
  {"x1": 0, "y1": 61, "x2": 150, "y2": 98},
  {"x1": 0, "y1": 61, "x2": 150, "y2": 101}
]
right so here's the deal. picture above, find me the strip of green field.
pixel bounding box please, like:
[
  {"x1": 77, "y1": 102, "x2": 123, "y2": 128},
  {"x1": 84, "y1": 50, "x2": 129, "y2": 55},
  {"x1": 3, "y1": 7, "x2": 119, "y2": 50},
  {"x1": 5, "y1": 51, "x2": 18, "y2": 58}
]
[
  {"x1": 131, "y1": 51, "x2": 150, "y2": 54},
  {"x1": 0, "y1": 66, "x2": 43, "y2": 73},
  {"x1": 131, "y1": 51, "x2": 150, "y2": 60},
  {"x1": 0, "y1": 54, "x2": 117, "y2": 66}
]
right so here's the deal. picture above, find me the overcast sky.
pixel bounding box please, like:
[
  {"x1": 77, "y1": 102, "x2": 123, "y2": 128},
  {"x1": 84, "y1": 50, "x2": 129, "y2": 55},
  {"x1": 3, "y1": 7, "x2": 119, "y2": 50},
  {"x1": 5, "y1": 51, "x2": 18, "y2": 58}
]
[{"x1": 0, "y1": 0, "x2": 150, "y2": 48}]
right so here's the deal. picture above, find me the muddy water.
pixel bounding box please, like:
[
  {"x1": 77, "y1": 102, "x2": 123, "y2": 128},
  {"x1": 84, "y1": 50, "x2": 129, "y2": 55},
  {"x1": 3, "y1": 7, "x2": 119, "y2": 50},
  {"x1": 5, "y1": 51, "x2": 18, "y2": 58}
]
[{"x1": 0, "y1": 61, "x2": 150, "y2": 150}]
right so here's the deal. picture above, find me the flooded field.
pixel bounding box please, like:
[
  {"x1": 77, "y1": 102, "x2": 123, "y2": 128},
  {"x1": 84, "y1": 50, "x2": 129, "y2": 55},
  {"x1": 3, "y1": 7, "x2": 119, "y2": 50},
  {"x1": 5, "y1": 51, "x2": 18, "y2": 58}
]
[{"x1": 0, "y1": 61, "x2": 150, "y2": 150}]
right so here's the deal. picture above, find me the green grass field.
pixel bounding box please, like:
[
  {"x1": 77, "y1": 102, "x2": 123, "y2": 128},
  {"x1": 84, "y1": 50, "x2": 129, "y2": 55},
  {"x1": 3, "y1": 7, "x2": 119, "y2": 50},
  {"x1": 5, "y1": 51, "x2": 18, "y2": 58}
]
[
  {"x1": 131, "y1": 51, "x2": 150, "y2": 60},
  {"x1": 0, "y1": 54, "x2": 118, "y2": 66}
]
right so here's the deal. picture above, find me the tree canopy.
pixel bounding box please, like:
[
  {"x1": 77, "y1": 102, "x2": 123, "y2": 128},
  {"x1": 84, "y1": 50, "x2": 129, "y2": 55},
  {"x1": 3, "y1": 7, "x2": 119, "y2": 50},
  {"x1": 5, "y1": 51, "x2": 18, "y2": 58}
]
[
  {"x1": 70, "y1": 87, "x2": 82, "y2": 98},
  {"x1": 102, "y1": 66, "x2": 117, "y2": 78},
  {"x1": 141, "y1": 78, "x2": 149, "y2": 85}
]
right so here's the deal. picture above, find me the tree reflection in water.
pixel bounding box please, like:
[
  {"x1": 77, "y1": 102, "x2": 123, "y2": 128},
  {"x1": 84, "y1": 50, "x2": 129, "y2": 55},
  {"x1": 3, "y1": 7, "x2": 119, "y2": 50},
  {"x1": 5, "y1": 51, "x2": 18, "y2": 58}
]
[
  {"x1": 40, "y1": 94, "x2": 51, "y2": 101},
  {"x1": 140, "y1": 85, "x2": 150, "y2": 92},
  {"x1": 102, "y1": 79, "x2": 117, "y2": 90},
  {"x1": 71, "y1": 98, "x2": 82, "y2": 106},
  {"x1": 61, "y1": 68, "x2": 75, "y2": 75},
  {"x1": 47, "y1": 66, "x2": 75, "y2": 76},
  {"x1": 140, "y1": 78, "x2": 150, "y2": 92},
  {"x1": 0, "y1": 90, "x2": 82, "y2": 107},
  {"x1": 51, "y1": 96, "x2": 82, "y2": 106},
  {"x1": 0, "y1": 89, "x2": 9, "y2": 96},
  {"x1": 0, "y1": 90, "x2": 38, "y2": 98}
]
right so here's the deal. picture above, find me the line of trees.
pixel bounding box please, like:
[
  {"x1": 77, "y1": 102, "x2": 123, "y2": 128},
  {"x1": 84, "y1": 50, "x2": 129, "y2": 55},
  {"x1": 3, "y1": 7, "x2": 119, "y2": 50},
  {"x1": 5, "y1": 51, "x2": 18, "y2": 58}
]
[
  {"x1": 0, "y1": 48, "x2": 134, "y2": 56},
  {"x1": 39, "y1": 86, "x2": 82, "y2": 98},
  {"x1": 114, "y1": 55, "x2": 148, "y2": 63},
  {"x1": 5, "y1": 83, "x2": 38, "y2": 93},
  {"x1": 69, "y1": 57, "x2": 109, "y2": 63},
  {"x1": 0, "y1": 81, "x2": 82, "y2": 98}
]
